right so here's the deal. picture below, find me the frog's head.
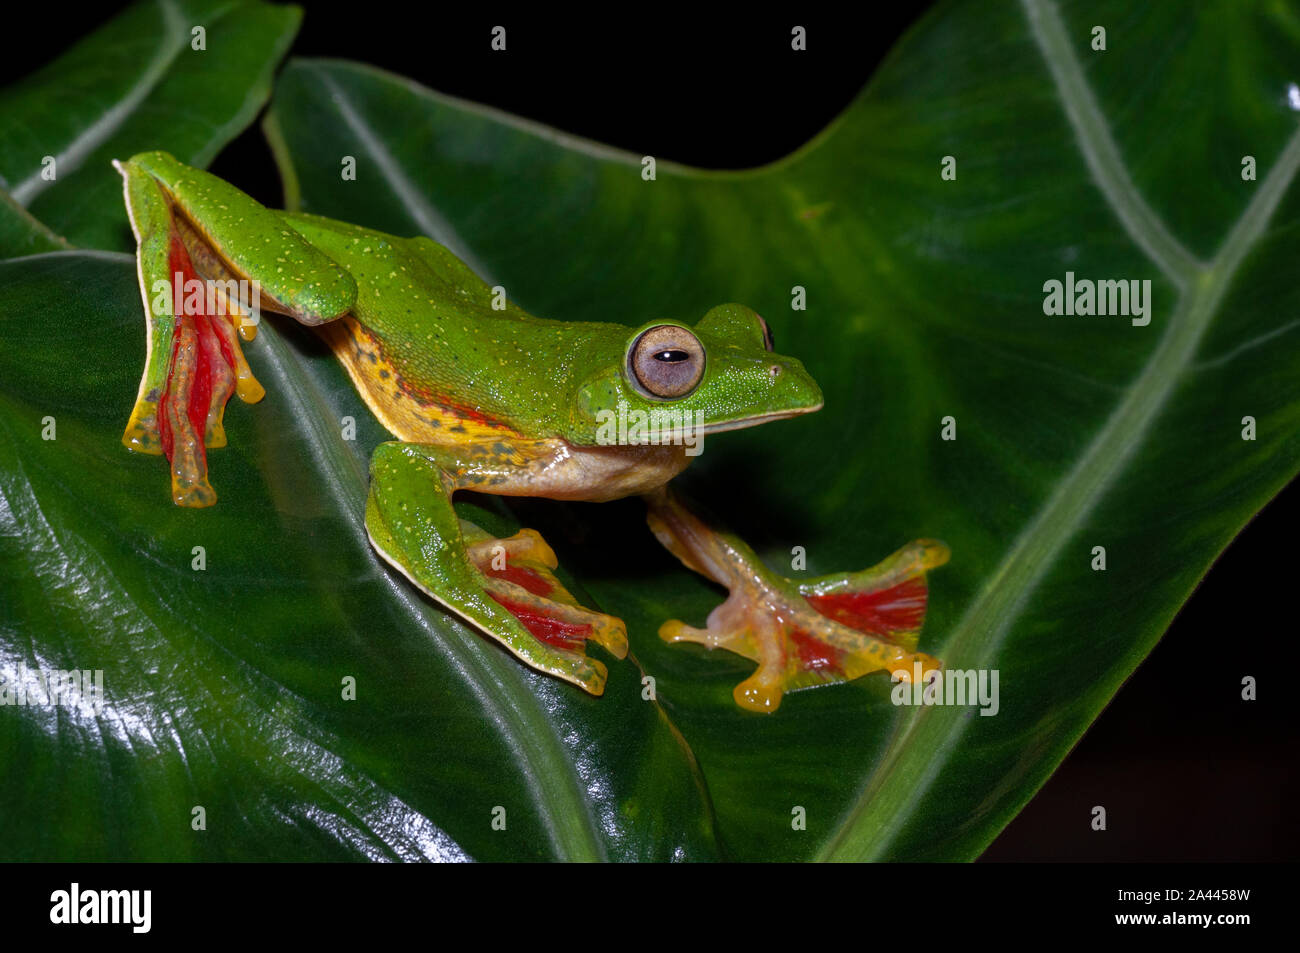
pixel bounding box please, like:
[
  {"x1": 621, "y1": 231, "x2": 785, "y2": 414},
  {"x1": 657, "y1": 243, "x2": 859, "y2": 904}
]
[{"x1": 568, "y1": 303, "x2": 823, "y2": 448}]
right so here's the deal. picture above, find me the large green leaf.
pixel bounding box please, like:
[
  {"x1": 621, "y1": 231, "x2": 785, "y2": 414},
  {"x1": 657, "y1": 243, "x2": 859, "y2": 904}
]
[
  {"x1": 0, "y1": 190, "x2": 70, "y2": 257},
  {"x1": 2, "y1": 0, "x2": 1298, "y2": 861},
  {"x1": 0, "y1": 0, "x2": 300, "y2": 256},
  {"x1": 0, "y1": 251, "x2": 719, "y2": 861},
  {"x1": 261, "y1": 0, "x2": 1300, "y2": 861}
]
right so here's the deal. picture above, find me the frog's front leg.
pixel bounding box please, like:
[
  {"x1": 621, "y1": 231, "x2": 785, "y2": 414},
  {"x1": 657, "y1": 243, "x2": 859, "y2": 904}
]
[
  {"x1": 365, "y1": 442, "x2": 628, "y2": 694},
  {"x1": 644, "y1": 486, "x2": 949, "y2": 713},
  {"x1": 115, "y1": 151, "x2": 357, "y2": 506}
]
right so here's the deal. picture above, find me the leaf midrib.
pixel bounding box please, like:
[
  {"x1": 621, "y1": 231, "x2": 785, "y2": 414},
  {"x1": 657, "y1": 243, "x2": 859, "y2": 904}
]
[
  {"x1": 9, "y1": 0, "x2": 190, "y2": 205},
  {"x1": 819, "y1": 0, "x2": 1300, "y2": 861}
]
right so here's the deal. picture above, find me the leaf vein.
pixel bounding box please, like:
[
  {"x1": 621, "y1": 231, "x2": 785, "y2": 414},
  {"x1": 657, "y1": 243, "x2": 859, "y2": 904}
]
[
  {"x1": 1021, "y1": 0, "x2": 1201, "y2": 285},
  {"x1": 821, "y1": 18, "x2": 1300, "y2": 860}
]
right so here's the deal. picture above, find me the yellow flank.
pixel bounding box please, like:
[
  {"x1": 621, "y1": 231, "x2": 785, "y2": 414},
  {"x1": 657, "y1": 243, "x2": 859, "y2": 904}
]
[{"x1": 320, "y1": 316, "x2": 518, "y2": 444}]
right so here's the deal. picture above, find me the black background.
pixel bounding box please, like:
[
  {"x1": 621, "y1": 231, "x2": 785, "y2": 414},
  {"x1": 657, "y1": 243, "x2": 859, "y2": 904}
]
[{"x1": 4, "y1": 1, "x2": 1295, "y2": 862}]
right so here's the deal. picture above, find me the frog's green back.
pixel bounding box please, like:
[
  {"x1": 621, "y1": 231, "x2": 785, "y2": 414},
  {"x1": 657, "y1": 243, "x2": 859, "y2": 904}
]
[
  {"x1": 281, "y1": 211, "x2": 626, "y2": 443},
  {"x1": 120, "y1": 152, "x2": 820, "y2": 452}
]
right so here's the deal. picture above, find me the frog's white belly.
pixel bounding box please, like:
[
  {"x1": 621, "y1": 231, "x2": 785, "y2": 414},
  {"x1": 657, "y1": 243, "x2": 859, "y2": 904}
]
[{"x1": 453, "y1": 440, "x2": 692, "y2": 502}]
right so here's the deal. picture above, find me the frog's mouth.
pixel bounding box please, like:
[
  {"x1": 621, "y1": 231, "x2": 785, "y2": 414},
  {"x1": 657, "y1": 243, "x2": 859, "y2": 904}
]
[
  {"x1": 622, "y1": 402, "x2": 823, "y2": 445},
  {"x1": 697, "y1": 402, "x2": 824, "y2": 436},
  {"x1": 588, "y1": 399, "x2": 823, "y2": 447}
]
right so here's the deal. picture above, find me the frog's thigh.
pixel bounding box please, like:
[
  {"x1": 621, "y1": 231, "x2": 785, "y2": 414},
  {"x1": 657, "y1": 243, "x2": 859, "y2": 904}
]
[
  {"x1": 117, "y1": 153, "x2": 355, "y2": 507},
  {"x1": 644, "y1": 486, "x2": 948, "y2": 713},
  {"x1": 121, "y1": 152, "x2": 357, "y2": 325},
  {"x1": 364, "y1": 441, "x2": 625, "y2": 695}
]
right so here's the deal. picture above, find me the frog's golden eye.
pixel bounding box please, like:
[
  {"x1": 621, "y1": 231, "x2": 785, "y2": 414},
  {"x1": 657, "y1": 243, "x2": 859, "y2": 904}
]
[
  {"x1": 756, "y1": 313, "x2": 775, "y2": 352},
  {"x1": 628, "y1": 325, "x2": 705, "y2": 399}
]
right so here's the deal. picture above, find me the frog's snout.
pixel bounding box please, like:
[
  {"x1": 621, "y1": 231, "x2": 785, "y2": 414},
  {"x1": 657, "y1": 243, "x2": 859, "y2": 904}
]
[{"x1": 774, "y1": 357, "x2": 824, "y2": 412}]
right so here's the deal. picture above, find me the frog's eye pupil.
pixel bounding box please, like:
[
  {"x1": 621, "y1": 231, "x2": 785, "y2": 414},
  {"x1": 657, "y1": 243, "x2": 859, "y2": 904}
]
[
  {"x1": 629, "y1": 326, "x2": 706, "y2": 399},
  {"x1": 757, "y1": 313, "x2": 775, "y2": 352}
]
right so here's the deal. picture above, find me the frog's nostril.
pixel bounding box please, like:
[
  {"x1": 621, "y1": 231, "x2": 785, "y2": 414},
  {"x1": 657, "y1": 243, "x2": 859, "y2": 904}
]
[{"x1": 769, "y1": 364, "x2": 783, "y2": 378}]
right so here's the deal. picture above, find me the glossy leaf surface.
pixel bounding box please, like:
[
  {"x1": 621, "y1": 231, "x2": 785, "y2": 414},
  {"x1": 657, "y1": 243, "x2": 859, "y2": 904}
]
[{"x1": 2, "y1": 0, "x2": 1298, "y2": 860}]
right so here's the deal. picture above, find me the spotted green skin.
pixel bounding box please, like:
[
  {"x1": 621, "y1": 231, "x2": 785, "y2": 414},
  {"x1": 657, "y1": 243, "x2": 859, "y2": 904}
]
[
  {"x1": 118, "y1": 151, "x2": 828, "y2": 696},
  {"x1": 128, "y1": 151, "x2": 823, "y2": 445}
]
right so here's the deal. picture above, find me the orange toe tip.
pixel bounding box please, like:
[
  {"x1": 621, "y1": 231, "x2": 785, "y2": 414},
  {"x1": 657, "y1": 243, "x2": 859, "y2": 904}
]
[
  {"x1": 172, "y1": 480, "x2": 217, "y2": 508},
  {"x1": 733, "y1": 678, "x2": 783, "y2": 714},
  {"x1": 658, "y1": 620, "x2": 689, "y2": 643},
  {"x1": 909, "y1": 539, "x2": 951, "y2": 570}
]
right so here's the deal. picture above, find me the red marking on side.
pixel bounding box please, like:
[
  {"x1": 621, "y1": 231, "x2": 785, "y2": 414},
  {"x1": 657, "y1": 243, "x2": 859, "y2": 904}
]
[
  {"x1": 787, "y1": 626, "x2": 844, "y2": 674},
  {"x1": 488, "y1": 593, "x2": 591, "y2": 652},
  {"x1": 805, "y1": 577, "x2": 928, "y2": 640},
  {"x1": 358, "y1": 323, "x2": 514, "y2": 431},
  {"x1": 416, "y1": 386, "x2": 509, "y2": 430},
  {"x1": 487, "y1": 564, "x2": 554, "y2": 598}
]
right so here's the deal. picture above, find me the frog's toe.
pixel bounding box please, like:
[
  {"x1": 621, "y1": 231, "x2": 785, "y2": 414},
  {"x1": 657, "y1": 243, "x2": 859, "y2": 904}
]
[
  {"x1": 659, "y1": 619, "x2": 715, "y2": 647},
  {"x1": 156, "y1": 317, "x2": 231, "y2": 508}
]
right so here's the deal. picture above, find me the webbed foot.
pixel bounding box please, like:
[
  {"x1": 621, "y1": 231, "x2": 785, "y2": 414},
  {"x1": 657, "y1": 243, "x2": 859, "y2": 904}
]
[
  {"x1": 465, "y1": 526, "x2": 630, "y2": 666},
  {"x1": 119, "y1": 200, "x2": 264, "y2": 507},
  {"x1": 646, "y1": 487, "x2": 948, "y2": 713}
]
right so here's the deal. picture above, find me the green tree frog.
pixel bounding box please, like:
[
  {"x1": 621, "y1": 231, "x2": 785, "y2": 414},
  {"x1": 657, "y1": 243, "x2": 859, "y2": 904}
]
[{"x1": 114, "y1": 151, "x2": 948, "y2": 713}]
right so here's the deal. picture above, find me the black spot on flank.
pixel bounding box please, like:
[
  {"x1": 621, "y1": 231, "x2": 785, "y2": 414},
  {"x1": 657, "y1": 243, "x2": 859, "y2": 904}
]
[{"x1": 379, "y1": 369, "x2": 390, "y2": 379}]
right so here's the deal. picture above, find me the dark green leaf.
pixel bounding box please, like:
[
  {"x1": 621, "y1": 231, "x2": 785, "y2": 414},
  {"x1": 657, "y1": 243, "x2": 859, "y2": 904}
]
[
  {"x1": 0, "y1": 0, "x2": 300, "y2": 255},
  {"x1": 0, "y1": 190, "x2": 70, "y2": 255},
  {"x1": 0, "y1": 252, "x2": 718, "y2": 861},
  {"x1": 3, "y1": 0, "x2": 1299, "y2": 861},
  {"x1": 262, "y1": 0, "x2": 1300, "y2": 861}
]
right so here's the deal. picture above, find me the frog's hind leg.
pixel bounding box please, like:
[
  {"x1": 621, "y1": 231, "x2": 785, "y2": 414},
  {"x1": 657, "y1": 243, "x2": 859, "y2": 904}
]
[
  {"x1": 125, "y1": 225, "x2": 264, "y2": 508},
  {"x1": 116, "y1": 157, "x2": 266, "y2": 507},
  {"x1": 365, "y1": 442, "x2": 627, "y2": 694},
  {"x1": 115, "y1": 151, "x2": 357, "y2": 507},
  {"x1": 645, "y1": 486, "x2": 949, "y2": 713}
]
